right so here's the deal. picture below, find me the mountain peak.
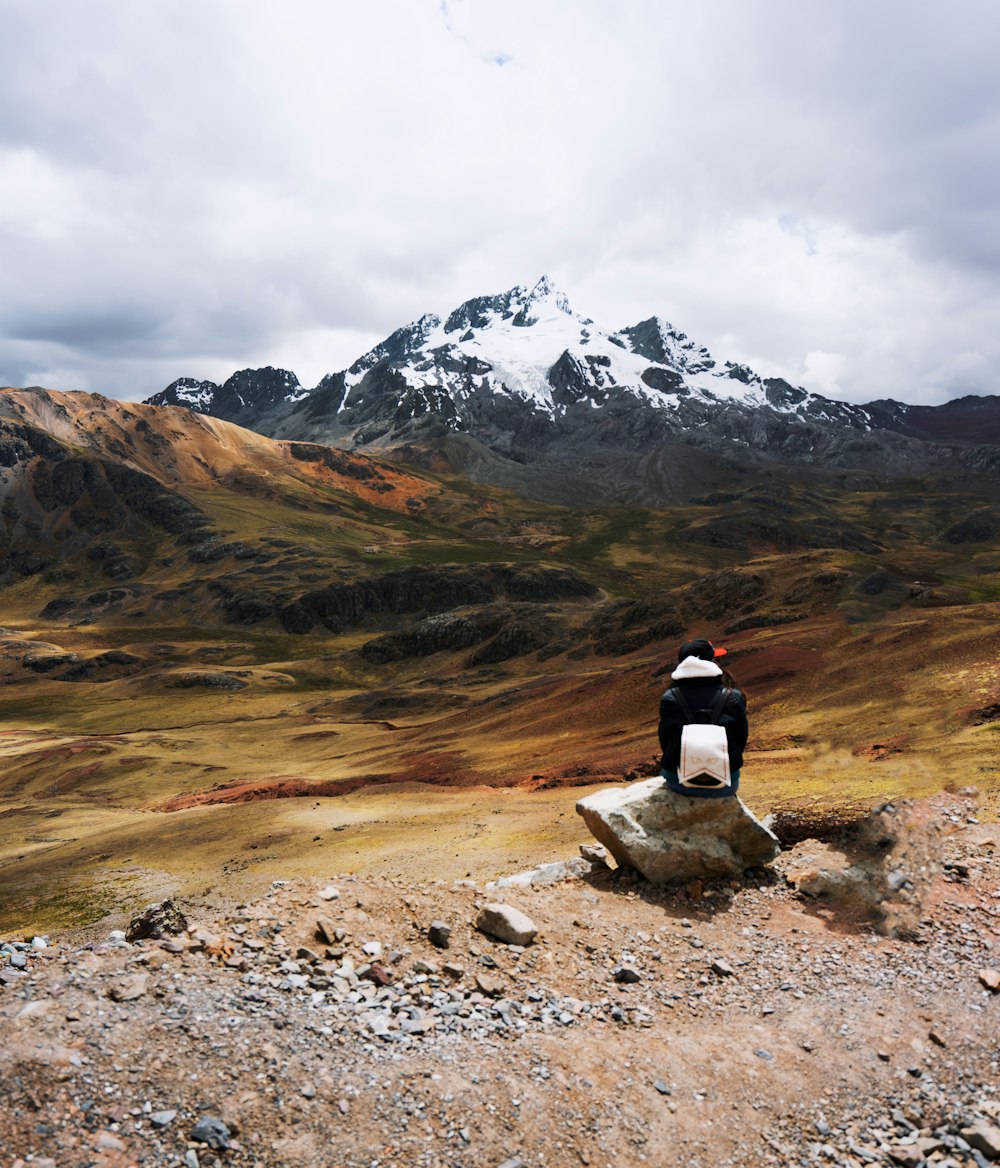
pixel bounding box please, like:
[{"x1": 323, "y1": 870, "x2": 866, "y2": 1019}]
[{"x1": 525, "y1": 275, "x2": 571, "y2": 314}]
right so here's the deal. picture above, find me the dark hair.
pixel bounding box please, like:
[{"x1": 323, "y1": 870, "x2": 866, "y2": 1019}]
[{"x1": 720, "y1": 667, "x2": 744, "y2": 695}]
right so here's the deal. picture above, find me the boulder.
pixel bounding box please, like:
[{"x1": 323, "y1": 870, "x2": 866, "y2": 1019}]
[{"x1": 576, "y1": 777, "x2": 779, "y2": 883}]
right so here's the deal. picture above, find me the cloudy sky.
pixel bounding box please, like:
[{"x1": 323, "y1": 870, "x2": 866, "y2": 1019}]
[{"x1": 2, "y1": 0, "x2": 998, "y2": 405}]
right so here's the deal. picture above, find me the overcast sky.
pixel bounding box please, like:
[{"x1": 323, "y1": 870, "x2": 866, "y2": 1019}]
[{"x1": 2, "y1": 0, "x2": 999, "y2": 405}]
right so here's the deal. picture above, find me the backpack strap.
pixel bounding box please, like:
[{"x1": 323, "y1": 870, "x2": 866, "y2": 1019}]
[
  {"x1": 670, "y1": 685, "x2": 728, "y2": 724},
  {"x1": 669, "y1": 686, "x2": 696, "y2": 723}
]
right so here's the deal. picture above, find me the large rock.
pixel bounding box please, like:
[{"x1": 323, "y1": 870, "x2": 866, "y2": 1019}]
[{"x1": 576, "y1": 777, "x2": 779, "y2": 883}]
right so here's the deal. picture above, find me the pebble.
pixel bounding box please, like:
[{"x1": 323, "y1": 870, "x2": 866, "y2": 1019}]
[
  {"x1": 319, "y1": 885, "x2": 341, "y2": 901},
  {"x1": 977, "y1": 968, "x2": 1000, "y2": 992},
  {"x1": 149, "y1": 1109, "x2": 177, "y2": 1126}
]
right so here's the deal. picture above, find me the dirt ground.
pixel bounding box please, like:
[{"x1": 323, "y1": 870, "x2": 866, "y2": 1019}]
[{"x1": 2, "y1": 793, "x2": 1000, "y2": 1168}]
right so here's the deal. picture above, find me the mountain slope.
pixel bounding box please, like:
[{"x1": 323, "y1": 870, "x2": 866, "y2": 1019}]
[{"x1": 143, "y1": 278, "x2": 1000, "y2": 501}]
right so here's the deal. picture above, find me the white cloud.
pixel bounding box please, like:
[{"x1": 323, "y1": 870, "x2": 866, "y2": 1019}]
[{"x1": 1, "y1": 0, "x2": 998, "y2": 406}]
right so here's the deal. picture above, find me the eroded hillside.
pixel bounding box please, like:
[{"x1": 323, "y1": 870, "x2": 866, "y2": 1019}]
[{"x1": 1, "y1": 388, "x2": 999, "y2": 934}]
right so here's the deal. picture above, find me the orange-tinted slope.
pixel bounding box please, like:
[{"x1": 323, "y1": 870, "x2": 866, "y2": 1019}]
[{"x1": 0, "y1": 387, "x2": 436, "y2": 512}]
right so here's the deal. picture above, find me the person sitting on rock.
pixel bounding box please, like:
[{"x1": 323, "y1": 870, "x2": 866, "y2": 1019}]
[{"x1": 658, "y1": 638, "x2": 748, "y2": 798}]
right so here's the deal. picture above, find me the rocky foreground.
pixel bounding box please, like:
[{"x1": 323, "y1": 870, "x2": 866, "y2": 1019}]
[{"x1": 2, "y1": 792, "x2": 1000, "y2": 1168}]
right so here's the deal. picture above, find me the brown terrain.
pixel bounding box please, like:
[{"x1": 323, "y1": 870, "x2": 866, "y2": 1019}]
[
  {"x1": 2, "y1": 386, "x2": 1000, "y2": 1166},
  {"x1": 2, "y1": 792, "x2": 999, "y2": 1168}
]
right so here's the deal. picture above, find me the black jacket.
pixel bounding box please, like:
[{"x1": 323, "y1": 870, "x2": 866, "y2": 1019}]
[{"x1": 658, "y1": 680, "x2": 749, "y2": 773}]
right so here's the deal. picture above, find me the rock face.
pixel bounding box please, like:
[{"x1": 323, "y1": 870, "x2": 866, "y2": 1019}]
[{"x1": 576, "y1": 777, "x2": 780, "y2": 883}]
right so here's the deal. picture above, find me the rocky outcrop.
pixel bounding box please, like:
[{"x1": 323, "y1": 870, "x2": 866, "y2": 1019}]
[
  {"x1": 576, "y1": 777, "x2": 780, "y2": 882},
  {"x1": 147, "y1": 367, "x2": 302, "y2": 424},
  {"x1": 216, "y1": 563, "x2": 596, "y2": 635},
  {"x1": 359, "y1": 603, "x2": 563, "y2": 666},
  {"x1": 783, "y1": 800, "x2": 942, "y2": 939}
]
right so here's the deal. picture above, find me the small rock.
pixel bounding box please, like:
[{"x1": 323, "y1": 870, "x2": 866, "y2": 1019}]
[
  {"x1": 710, "y1": 958, "x2": 735, "y2": 977},
  {"x1": 964, "y1": 1123, "x2": 1000, "y2": 1159},
  {"x1": 580, "y1": 842, "x2": 609, "y2": 866},
  {"x1": 877, "y1": 1050, "x2": 891, "y2": 1062},
  {"x1": 190, "y1": 1116, "x2": 231, "y2": 1150},
  {"x1": 497, "y1": 1159, "x2": 527, "y2": 1168},
  {"x1": 928, "y1": 1029, "x2": 946, "y2": 1047},
  {"x1": 475, "y1": 971, "x2": 505, "y2": 997},
  {"x1": 653, "y1": 1079, "x2": 672, "y2": 1095},
  {"x1": 184, "y1": 1152, "x2": 200, "y2": 1168},
  {"x1": 442, "y1": 962, "x2": 465, "y2": 979},
  {"x1": 428, "y1": 921, "x2": 451, "y2": 949},
  {"x1": 613, "y1": 965, "x2": 641, "y2": 984},
  {"x1": 150, "y1": 1110, "x2": 177, "y2": 1127},
  {"x1": 978, "y1": 969, "x2": 1000, "y2": 992},
  {"x1": 412, "y1": 959, "x2": 438, "y2": 975},
  {"x1": 316, "y1": 917, "x2": 338, "y2": 945},
  {"x1": 476, "y1": 903, "x2": 538, "y2": 946},
  {"x1": 107, "y1": 973, "x2": 149, "y2": 1002},
  {"x1": 887, "y1": 1146, "x2": 923, "y2": 1167},
  {"x1": 319, "y1": 885, "x2": 341, "y2": 901},
  {"x1": 125, "y1": 900, "x2": 188, "y2": 942},
  {"x1": 301, "y1": 1083, "x2": 316, "y2": 1099}
]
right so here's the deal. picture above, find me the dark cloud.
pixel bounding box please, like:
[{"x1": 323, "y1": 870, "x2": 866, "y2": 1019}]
[{"x1": 0, "y1": 0, "x2": 998, "y2": 404}]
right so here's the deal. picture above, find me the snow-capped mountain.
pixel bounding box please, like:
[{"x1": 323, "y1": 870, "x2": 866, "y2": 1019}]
[
  {"x1": 148, "y1": 366, "x2": 306, "y2": 426},
  {"x1": 145, "y1": 278, "x2": 1000, "y2": 493}
]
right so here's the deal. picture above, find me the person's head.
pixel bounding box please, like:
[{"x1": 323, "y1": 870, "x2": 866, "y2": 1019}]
[{"x1": 676, "y1": 637, "x2": 727, "y2": 663}]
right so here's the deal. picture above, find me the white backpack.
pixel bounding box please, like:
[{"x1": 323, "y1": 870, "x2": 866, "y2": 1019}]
[{"x1": 671, "y1": 687, "x2": 732, "y2": 789}]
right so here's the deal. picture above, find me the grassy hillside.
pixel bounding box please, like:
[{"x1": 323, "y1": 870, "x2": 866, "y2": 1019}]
[{"x1": 1, "y1": 388, "x2": 999, "y2": 933}]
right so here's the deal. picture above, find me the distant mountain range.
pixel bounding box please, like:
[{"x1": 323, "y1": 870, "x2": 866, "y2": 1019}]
[{"x1": 147, "y1": 277, "x2": 1000, "y2": 501}]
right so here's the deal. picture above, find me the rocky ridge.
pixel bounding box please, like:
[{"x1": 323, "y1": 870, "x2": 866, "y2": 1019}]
[{"x1": 142, "y1": 278, "x2": 1000, "y2": 497}]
